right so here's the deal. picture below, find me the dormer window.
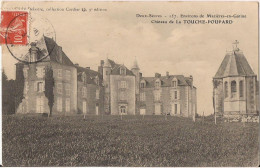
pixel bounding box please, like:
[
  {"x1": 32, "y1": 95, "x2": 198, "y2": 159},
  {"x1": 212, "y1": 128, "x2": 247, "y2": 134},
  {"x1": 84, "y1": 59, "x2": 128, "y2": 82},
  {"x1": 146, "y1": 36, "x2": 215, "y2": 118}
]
[
  {"x1": 140, "y1": 81, "x2": 146, "y2": 88},
  {"x1": 171, "y1": 79, "x2": 177, "y2": 88},
  {"x1": 82, "y1": 72, "x2": 87, "y2": 83},
  {"x1": 120, "y1": 67, "x2": 126, "y2": 75},
  {"x1": 155, "y1": 79, "x2": 161, "y2": 89},
  {"x1": 96, "y1": 76, "x2": 99, "y2": 86}
]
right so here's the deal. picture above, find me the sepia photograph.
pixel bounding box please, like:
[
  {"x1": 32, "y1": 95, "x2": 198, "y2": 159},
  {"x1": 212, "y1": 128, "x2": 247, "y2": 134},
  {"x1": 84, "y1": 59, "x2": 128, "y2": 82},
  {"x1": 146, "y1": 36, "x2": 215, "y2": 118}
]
[{"x1": 0, "y1": 1, "x2": 259, "y2": 167}]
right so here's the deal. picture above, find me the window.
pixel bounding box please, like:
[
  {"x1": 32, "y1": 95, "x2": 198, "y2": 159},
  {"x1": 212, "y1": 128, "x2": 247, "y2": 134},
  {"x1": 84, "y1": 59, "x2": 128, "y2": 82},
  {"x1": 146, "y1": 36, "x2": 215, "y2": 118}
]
[
  {"x1": 24, "y1": 82, "x2": 29, "y2": 94},
  {"x1": 231, "y1": 81, "x2": 236, "y2": 98},
  {"x1": 106, "y1": 71, "x2": 108, "y2": 75},
  {"x1": 82, "y1": 87, "x2": 86, "y2": 97},
  {"x1": 58, "y1": 69, "x2": 62, "y2": 78},
  {"x1": 96, "y1": 89, "x2": 99, "y2": 99},
  {"x1": 65, "y1": 84, "x2": 70, "y2": 96},
  {"x1": 82, "y1": 73, "x2": 86, "y2": 83},
  {"x1": 154, "y1": 92, "x2": 160, "y2": 101},
  {"x1": 120, "y1": 67, "x2": 126, "y2": 75},
  {"x1": 57, "y1": 97, "x2": 62, "y2": 112},
  {"x1": 36, "y1": 67, "x2": 45, "y2": 78},
  {"x1": 36, "y1": 82, "x2": 44, "y2": 92},
  {"x1": 57, "y1": 83, "x2": 62, "y2": 94},
  {"x1": 140, "y1": 92, "x2": 146, "y2": 101},
  {"x1": 155, "y1": 80, "x2": 160, "y2": 88},
  {"x1": 66, "y1": 70, "x2": 71, "y2": 80},
  {"x1": 239, "y1": 81, "x2": 243, "y2": 97},
  {"x1": 23, "y1": 68, "x2": 28, "y2": 78},
  {"x1": 224, "y1": 81, "x2": 228, "y2": 98},
  {"x1": 140, "y1": 82, "x2": 145, "y2": 88},
  {"x1": 66, "y1": 98, "x2": 70, "y2": 112},
  {"x1": 96, "y1": 77, "x2": 99, "y2": 85},
  {"x1": 172, "y1": 80, "x2": 177, "y2": 87},
  {"x1": 175, "y1": 104, "x2": 178, "y2": 114},
  {"x1": 174, "y1": 91, "x2": 178, "y2": 99},
  {"x1": 120, "y1": 106, "x2": 127, "y2": 114},
  {"x1": 120, "y1": 81, "x2": 127, "y2": 89},
  {"x1": 119, "y1": 91, "x2": 126, "y2": 100}
]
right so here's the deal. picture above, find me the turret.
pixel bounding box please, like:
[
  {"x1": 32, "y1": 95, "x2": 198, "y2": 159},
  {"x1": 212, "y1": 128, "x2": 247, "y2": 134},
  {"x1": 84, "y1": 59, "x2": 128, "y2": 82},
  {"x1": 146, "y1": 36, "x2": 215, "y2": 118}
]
[
  {"x1": 131, "y1": 58, "x2": 140, "y2": 94},
  {"x1": 29, "y1": 42, "x2": 38, "y2": 62},
  {"x1": 103, "y1": 57, "x2": 111, "y2": 93}
]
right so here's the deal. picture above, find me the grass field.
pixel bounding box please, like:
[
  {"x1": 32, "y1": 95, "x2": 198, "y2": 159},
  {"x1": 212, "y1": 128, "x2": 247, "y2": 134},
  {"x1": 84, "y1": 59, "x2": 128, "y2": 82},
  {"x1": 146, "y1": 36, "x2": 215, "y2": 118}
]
[{"x1": 2, "y1": 115, "x2": 259, "y2": 166}]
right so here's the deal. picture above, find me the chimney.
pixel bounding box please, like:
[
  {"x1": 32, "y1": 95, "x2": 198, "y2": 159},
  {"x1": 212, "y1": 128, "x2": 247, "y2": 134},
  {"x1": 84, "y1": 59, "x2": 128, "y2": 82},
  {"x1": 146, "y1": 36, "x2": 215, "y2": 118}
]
[
  {"x1": 100, "y1": 60, "x2": 104, "y2": 67},
  {"x1": 155, "y1": 73, "x2": 161, "y2": 78},
  {"x1": 166, "y1": 71, "x2": 169, "y2": 78},
  {"x1": 139, "y1": 72, "x2": 142, "y2": 78},
  {"x1": 190, "y1": 75, "x2": 193, "y2": 81}
]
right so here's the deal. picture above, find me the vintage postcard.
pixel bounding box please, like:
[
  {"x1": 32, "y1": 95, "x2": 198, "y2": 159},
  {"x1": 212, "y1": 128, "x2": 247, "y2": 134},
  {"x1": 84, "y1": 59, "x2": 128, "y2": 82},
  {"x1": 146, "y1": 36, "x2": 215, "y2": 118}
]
[{"x1": 1, "y1": 1, "x2": 259, "y2": 167}]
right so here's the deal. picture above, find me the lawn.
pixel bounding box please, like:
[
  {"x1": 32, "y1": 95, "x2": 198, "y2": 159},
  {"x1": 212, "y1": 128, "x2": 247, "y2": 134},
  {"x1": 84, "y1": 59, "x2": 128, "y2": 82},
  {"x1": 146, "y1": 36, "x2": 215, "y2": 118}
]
[{"x1": 2, "y1": 115, "x2": 259, "y2": 166}]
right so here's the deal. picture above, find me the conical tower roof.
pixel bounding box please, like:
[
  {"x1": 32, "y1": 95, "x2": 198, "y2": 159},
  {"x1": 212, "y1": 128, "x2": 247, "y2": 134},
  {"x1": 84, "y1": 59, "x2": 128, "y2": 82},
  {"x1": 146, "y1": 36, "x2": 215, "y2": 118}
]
[
  {"x1": 214, "y1": 49, "x2": 255, "y2": 78},
  {"x1": 104, "y1": 57, "x2": 111, "y2": 68},
  {"x1": 131, "y1": 58, "x2": 139, "y2": 70}
]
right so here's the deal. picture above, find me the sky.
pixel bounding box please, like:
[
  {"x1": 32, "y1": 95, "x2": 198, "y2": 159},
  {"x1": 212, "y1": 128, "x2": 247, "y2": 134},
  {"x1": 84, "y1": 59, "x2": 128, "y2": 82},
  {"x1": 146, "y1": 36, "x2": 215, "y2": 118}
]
[{"x1": 1, "y1": 1, "x2": 259, "y2": 115}]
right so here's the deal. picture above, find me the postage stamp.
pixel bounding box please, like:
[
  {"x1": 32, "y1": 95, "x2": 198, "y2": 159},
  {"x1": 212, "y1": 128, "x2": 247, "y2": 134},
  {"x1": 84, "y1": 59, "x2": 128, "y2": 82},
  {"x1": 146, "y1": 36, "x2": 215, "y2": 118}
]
[
  {"x1": 2, "y1": 11, "x2": 56, "y2": 63},
  {"x1": 0, "y1": 11, "x2": 28, "y2": 45}
]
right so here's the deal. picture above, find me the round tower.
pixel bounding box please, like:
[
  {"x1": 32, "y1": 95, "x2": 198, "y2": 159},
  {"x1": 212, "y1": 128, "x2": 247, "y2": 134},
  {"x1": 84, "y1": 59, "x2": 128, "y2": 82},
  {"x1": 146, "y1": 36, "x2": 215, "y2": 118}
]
[{"x1": 131, "y1": 58, "x2": 140, "y2": 94}]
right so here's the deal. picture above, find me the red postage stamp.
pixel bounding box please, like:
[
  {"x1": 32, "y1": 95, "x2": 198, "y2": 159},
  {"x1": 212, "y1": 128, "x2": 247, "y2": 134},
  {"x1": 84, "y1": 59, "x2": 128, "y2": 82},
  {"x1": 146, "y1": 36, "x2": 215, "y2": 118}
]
[{"x1": 0, "y1": 11, "x2": 28, "y2": 45}]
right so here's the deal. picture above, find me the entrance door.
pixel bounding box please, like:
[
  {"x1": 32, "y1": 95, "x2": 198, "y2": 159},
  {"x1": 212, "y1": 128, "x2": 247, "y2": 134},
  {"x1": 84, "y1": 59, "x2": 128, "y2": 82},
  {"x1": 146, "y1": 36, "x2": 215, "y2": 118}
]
[
  {"x1": 155, "y1": 104, "x2": 161, "y2": 115},
  {"x1": 82, "y1": 101, "x2": 87, "y2": 114},
  {"x1": 66, "y1": 98, "x2": 70, "y2": 112},
  {"x1": 120, "y1": 106, "x2": 127, "y2": 115},
  {"x1": 96, "y1": 105, "x2": 99, "y2": 115},
  {"x1": 36, "y1": 96, "x2": 44, "y2": 113},
  {"x1": 140, "y1": 109, "x2": 146, "y2": 115}
]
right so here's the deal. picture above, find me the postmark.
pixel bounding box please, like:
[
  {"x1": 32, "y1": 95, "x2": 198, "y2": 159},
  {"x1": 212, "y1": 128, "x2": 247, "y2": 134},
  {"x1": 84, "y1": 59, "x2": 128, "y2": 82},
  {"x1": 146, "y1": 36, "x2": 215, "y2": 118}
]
[
  {"x1": 1, "y1": 11, "x2": 28, "y2": 45},
  {"x1": 2, "y1": 11, "x2": 56, "y2": 63}
]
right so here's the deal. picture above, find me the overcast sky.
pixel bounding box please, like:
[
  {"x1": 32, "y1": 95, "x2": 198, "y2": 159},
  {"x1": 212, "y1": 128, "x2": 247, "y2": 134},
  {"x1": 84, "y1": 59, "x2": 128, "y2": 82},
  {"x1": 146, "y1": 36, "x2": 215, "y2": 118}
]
[{"x1": 2, "y1": 1, "x2": 258, "y2": 115}]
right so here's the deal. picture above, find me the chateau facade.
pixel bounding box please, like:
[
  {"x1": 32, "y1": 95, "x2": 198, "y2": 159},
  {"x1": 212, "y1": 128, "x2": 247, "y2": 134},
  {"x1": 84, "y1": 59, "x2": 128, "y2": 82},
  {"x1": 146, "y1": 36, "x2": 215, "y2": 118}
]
[
  {"x1": 16, "y1": 36, "x2": 197, "y2": 117},
  {"x1": 213, "y1": 43, "x2": 259, "y2": 119}
]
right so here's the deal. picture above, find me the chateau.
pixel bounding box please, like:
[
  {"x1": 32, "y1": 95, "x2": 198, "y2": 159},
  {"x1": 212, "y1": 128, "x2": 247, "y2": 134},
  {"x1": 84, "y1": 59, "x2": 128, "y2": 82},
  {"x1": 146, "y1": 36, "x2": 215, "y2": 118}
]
[
  {"x1": 16, "y1": 36, "x2": 197, "y2": 117},
  {"x1": 213, "y1": 42, "x2": 259, "y2": 119}
]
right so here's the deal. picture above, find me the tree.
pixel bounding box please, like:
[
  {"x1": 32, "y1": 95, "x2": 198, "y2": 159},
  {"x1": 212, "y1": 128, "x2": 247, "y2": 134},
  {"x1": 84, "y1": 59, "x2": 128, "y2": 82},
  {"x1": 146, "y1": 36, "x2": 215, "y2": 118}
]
[
  {"x1": 44, "y1": 66, "x2": 55, "y2": 116},
  {"x1": 2, "y1": 69, "x2": 16, "y2": 115},
  {"x1": 15, "y1": 63, "x2": 25, "y2": 112}
]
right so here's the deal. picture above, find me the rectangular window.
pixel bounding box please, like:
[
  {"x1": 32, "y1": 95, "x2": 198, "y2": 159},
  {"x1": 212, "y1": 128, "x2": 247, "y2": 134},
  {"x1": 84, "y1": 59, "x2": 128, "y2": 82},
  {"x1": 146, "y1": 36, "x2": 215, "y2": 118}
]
[
  {"x1": 172, "y1": 81, "x2": 177, "y2": 87},
  {"x1": 36, "y1": 67, "x2": 45, "y2": 78},
  {"x1": 66, "y1": 70, "x2": 71, "y2": 80},
  {"x1": 120, "y1": 91, "x2": 126, "y2": 100},
  {"x1": 140, "y1": 92, "x2": 146, "y2": 101},
  {"x1": 141, "y1": 82, "x2": 145, "y2": 88},
  {"x1": 23, "y1": 68, "x2": 28, "y2": 78},
  {"x1": 66, "y1": 98, "x2": 70, "y2": 112},
  {"x1": 35, "y1": 81, "x2": 44, "y2": 92},
  {"x1": 57, "y1": 83, "x2": 62, "y2": 94},
  {"x1": 82, "y1": 87, "x2": 86, "y2": 97},
  {"x1": 58, "y1": 69, "x2": 62, "y2": 78},
  {"x1": 120, "y1": 81, "x2": 127, "y2": 89},
  {"x1": 175, "y1": 104, "x2": 178, "y2": 114},
  {"x1": 96, "y1": 89, "x2": 99, "y2": 99},
  {"x1": 65, "y1": 84, "x2": 70, "y2": 96},
  {"x1": 24, "y1": 82, "x2": 29, "y2": 94},
  {"x1": 57, "y1": 97, "x2": 62, "y2": 112},
  {"x1": 155, "y1": 92, "x2": 160, "y2": 101},
  {"x1": 155, "y1": 81, "x2": 160, "y2": 88},
  {"x1": 174, "y1": 91, "x2": 178, "y2": 99}
]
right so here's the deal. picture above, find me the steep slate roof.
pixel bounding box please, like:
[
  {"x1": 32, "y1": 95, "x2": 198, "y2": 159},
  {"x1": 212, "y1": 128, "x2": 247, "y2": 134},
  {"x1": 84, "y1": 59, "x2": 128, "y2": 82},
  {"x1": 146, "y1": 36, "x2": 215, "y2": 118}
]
[
  {"x1": 141, "y1": 75, "x2": 192, "y2": 88},
  {"x1": 43, "y1": 36, "x2": 74, "y2": 66},
  {"x1": 75, "y1": 65, "x2": 102, "y2": 85},
  {"x1": 108, "y1": 59, "x2": 135, "y2": 76},
  {"x1": 214, "y1": 50, "x2": 255, "y2": 78}
]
